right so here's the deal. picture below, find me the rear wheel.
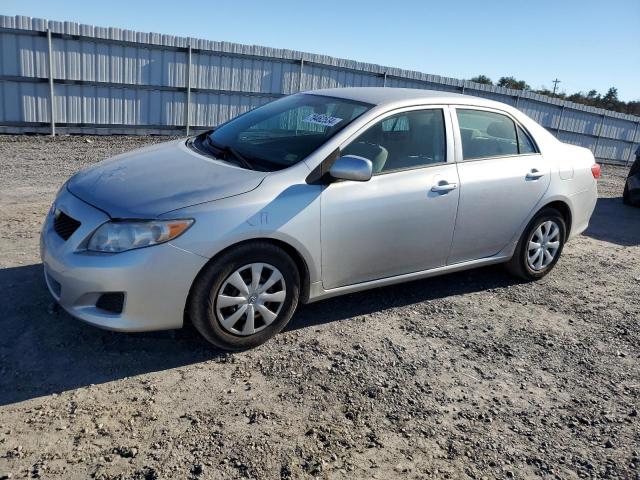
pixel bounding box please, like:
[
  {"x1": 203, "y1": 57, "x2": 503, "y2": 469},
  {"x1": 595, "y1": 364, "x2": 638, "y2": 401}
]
[
  {"x1": 189, "y1": 242, "x2": 300, "y2": 351},
  {"x1": 506, "y1": 208, "x2": 566, "y2": 280}
]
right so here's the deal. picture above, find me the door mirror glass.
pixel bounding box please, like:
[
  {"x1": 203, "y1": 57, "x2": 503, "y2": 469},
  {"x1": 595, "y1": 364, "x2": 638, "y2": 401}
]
[{"x1": 329, "y1": 155, "x2": 373, "y2": 182}]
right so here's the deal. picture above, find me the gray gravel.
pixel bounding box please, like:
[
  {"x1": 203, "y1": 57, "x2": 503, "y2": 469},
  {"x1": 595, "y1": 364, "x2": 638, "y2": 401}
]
[{"x1": 0, "y1": 135, "x2": 639, "y2": 479}]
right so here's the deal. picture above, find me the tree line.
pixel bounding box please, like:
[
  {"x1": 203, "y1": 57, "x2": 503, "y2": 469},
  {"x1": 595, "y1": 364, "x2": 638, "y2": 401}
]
[{"x1": 469, "y1": 75, "x2": 639, "y2": 116}]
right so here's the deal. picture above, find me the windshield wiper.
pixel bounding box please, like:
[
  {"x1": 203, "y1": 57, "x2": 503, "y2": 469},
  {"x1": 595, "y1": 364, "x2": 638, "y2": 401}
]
[
  {"x1": 223, "y1": 145, "x2": 255, "y2": 171},
  {"x1": 205, "y1": 137, "x2": 255, "y2": 170}
]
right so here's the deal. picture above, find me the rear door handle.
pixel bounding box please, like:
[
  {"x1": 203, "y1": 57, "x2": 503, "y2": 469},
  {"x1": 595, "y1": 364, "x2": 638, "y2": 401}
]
[
  {"x1": 526, "y1": 169, "x2": 545, "y2": 180},
  {"x1": 431, "y1": 182, "x2": 458, "y2": 193}
]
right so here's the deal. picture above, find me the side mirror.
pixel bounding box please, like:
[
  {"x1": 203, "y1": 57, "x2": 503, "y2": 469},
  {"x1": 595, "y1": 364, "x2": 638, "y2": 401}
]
[{"x1": 329, "y1": 155, "x2": 373, "y2": 182}]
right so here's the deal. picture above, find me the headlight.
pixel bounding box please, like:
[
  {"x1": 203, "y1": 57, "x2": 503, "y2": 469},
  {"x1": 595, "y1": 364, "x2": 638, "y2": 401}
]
[{"x1": 87, "y1": 219, "x2": 194, "y2": 253}]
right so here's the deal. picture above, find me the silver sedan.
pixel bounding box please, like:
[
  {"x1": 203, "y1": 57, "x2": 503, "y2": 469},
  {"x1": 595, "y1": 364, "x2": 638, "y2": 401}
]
[{"x1": 41, "y1": 88, "x2": 599, "y2": 350}]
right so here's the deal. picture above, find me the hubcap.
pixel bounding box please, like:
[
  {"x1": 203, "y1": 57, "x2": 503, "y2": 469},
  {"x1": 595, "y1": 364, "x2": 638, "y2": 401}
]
[
  {"x1": 215, "y1": 263, "x2": 286, "y2": 336},
  {"x1": 527, "y1": 220, "x2": 561, "y2": 271}
]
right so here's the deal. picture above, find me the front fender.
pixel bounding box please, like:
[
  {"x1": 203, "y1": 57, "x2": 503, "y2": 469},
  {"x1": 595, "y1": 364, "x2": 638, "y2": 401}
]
[{"x1": 164, "y1": 182, "x2": 323, "y2": 284}]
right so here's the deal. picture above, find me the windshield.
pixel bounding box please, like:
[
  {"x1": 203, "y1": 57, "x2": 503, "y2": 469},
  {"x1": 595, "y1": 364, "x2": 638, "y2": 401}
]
[{"x1": 206, "y1": 94, "x2": 373, "y2": 171}]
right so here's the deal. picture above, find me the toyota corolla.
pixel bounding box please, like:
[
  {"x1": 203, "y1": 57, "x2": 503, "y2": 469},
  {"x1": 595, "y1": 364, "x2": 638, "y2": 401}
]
[{"x1": 41, "y1": 88, "x2": 599, "y2": 350}]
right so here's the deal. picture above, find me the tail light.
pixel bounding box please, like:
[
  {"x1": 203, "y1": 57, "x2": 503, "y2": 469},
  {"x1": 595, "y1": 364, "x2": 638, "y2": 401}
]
[{"x1": 591, "y1": 163, "x2": 601, "y2": 180}]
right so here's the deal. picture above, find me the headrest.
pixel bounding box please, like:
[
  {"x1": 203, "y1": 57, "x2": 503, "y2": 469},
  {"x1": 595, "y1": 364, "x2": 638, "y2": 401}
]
[
  {"x1": 460, "y1": 128, "x2": 474, "y2": 142},
  {"x1": 346, "y1": 142, "x2": 388, "y2": 173},
  {"x1": 486, "y1": 121, "x2": 513, "y2": 139}
]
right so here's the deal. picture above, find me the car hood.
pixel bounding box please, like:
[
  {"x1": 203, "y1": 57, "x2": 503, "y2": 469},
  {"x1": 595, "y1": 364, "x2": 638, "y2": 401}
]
[{"x1": 67, "y1": 140, "x2": 268, "y2": 218}]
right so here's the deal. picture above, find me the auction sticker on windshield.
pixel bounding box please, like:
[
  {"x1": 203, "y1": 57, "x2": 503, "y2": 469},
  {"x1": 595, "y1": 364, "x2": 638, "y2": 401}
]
[{"x1": 303, "y1": 113, "x2": 343, "y2": 127}]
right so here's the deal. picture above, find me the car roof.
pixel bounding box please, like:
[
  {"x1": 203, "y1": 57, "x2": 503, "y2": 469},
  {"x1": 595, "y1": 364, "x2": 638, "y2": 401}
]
[
  {"x1": 308, "y1": 87, "x2": 506, "y2": 110},
  {"x1": 306, "y1": 87, "x2": 559, "y2": 148}
]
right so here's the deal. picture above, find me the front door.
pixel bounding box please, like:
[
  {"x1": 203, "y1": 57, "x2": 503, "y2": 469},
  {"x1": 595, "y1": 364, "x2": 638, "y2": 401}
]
[{"x1": 321, "y1": 107, "x2": 460, "y2": 289}]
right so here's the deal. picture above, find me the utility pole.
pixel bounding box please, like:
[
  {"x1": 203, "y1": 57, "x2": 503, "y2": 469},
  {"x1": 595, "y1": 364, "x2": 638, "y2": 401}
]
[{"x1": 552, "y1": 78, "x2": 561, "y2": 96}]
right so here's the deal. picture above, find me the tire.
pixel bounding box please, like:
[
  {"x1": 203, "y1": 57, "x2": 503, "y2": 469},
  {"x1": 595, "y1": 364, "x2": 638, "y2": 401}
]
[
  {"x1": 188, "y1": 241, "x2": 300, "y2": 351},
  {"x1": 506, "y1": 208, "x2": 567, "y2": 281}
]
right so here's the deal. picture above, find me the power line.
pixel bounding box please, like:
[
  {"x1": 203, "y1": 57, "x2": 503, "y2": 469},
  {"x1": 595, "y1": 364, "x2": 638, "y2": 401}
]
[{"x1": 552, "y1": 78, "x2": 561, "y2": 96}]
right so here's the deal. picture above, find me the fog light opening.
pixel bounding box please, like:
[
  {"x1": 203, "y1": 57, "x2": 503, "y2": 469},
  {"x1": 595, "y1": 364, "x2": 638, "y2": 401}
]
[{"x1": 95, "y1": 292, "x2": 125, "y2": 314}]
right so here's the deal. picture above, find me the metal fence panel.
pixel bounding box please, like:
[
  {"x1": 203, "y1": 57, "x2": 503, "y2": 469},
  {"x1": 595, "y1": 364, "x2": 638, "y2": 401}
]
[
  {"x1": 561, "y1": 109, "x2": 602, "y2": 137},
  {"x1": 600, "y1": 116, "x2": 637, "y2": 142},
  {"x1": 557, "y1": 130, "x2": 598, "y2": 152},
  {"x1": 517, "y1": 98, "x2": 562, "y2": 130},
  {"x1": 0, "y1": 14, "x2": 638, "y2": 164},
  {"x1": 595, "y1": 137, "x2": 633, "y2": 161}
]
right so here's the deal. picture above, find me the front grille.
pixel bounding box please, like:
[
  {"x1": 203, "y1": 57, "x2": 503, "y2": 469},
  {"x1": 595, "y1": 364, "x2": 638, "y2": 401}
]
[
  {"x1": 96, "y1": 293, "x2": 125, "y2": 314},
  {"x1": 53, "y1": 210, "x2": 81, "y2": 240}
]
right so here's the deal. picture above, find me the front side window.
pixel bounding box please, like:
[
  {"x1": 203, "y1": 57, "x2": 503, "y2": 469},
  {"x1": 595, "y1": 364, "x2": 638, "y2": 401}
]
[
  {"x1": 342, "y1": 109, "x2": 446, "y2": 174},
  {"x1": 457, "y1": 109, "x2": 518, "y2": 160},
  {"x1": 204, "y1": 94, "x2": 372, "y2": 171}
]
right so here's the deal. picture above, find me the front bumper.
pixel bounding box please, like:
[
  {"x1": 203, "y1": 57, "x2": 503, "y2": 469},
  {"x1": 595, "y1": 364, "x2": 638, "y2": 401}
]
[{"x1": 40, "y1": 187, "x2": 208, "y2": 332}]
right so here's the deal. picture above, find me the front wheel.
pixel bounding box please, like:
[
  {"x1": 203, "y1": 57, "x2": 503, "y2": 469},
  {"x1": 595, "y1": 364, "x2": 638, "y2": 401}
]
[
  {"x1": 188, "y1": 242, "x2": 300, "y2": 351},
  {"x1": 506, "y1": 208, "x2": 566, "y2": 280}
]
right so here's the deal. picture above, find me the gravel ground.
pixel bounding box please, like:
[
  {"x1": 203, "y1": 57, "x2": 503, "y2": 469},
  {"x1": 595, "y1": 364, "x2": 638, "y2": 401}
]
[{"x1": 0, "y1": 135, "x2": 638, "y2": 480}]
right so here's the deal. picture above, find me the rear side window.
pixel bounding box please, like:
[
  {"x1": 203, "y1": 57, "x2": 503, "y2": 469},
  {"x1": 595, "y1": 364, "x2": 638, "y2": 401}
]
[
  {"x1": 457, "y1": 109, "x2": 518, "y2": 160},
  {"x1": 517, "y1": 125, "x2": 537, "y2": 154}
]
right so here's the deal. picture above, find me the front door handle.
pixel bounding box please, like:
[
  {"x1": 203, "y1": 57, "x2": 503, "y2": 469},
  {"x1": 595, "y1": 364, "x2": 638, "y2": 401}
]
[
  {"x1": 431, "y1": 182, "x2": 458, "y2": 193},
  {"x1": 526, "y1": 169, "x2": 545, "y2": 180}
]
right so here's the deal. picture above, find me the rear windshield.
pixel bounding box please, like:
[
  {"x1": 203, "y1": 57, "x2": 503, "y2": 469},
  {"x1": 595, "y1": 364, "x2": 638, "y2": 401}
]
[{"x1": 202, "y1": 94, "x2": 372, "y2": 171}]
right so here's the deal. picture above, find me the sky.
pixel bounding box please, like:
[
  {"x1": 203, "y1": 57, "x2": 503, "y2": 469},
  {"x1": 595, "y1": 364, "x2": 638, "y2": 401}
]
[{"x1": 3, "y1": 0, "x2": 639, "y2": 101}]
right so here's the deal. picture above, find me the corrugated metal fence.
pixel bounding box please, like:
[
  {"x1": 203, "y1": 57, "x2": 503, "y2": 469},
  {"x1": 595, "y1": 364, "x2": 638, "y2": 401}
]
[{"x1": 1, "y1": 14, "x2": 638, "y2": 165}]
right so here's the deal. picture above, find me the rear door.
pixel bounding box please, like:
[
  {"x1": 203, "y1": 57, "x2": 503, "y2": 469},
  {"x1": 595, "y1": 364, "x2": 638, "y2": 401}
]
[{"x1": 448, "y1": 107, "x2": 550, "y2": 264}]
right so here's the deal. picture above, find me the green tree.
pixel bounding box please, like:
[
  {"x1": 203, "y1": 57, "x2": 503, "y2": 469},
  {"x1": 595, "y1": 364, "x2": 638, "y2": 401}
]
[
  {"x1": 569, "y1": 90, "x2": 601, "y2": 107},
  {"x1": 535, "y1": 87, "x2": 554, "y2": 96},
  {"x1": 563, "y1": 87, "x2": 635, "y2": 114},
  {"x1": 469, "y1": 75, "x2": 493, "y2": 85},
  {"x1": 625, "y1": 101, "x2": 640, "y2": 116},
  {"x1": 464, "y1": 74, "x2": 637, "y2": 115},
  {"x1": 567, "y1": 92, "x2": 587, "y2": 104},
  {"x1": 602, "y1": 87, "x2": 619, "y2": 103},
  {"x1": 586, "y1": 90, "x2": 599, "y2": 100},
  {"x1": 600, "y1": 87, "x2": 618, "y2": 108},
  {"x1": 497, "y1": 76, "x2": 530, "y2": 91}
]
